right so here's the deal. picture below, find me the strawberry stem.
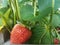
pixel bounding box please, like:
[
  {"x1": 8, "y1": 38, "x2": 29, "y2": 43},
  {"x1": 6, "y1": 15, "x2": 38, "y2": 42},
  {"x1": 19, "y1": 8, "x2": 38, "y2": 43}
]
[
  {"x1": 5, "y1": 26, "x2": 10, "y2": 33},
  {"x1": 49, "y1": 0, "x2": 55, "y2": 43},
  {"x1": 15, "y1": 0, "x2": 21, "y2": 20},
  {"x1": 33, "y1": 0, "x2": 37, "y2": 17}
]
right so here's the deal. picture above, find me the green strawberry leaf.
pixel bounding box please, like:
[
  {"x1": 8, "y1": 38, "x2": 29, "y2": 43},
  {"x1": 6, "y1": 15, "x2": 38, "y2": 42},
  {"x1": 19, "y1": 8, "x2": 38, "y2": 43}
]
[
  {"x1": 38, "y1": 0, "x2": 52, "y2": 21},
  {"x1": 20, "y1": 5, "x2": 34, "y2": 21},
  {"x1": 52, "y1": 14, "x2": 60, "y2": 27},
  {"x1": 4, "y1": 8, "x2": 11, "y2": 20},
  {"x1": 27, "y1": 23, "x2": 45, "y2": 44},
  {"x1": 41, "y1": 30, "x2": 53, "y2": 44},
  {"x1": 0, "y1": 7, "x2": 9, "y2": 14}
]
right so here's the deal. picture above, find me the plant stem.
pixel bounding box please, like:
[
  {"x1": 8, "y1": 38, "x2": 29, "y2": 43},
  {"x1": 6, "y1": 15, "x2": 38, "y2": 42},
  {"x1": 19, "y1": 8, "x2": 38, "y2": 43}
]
[
  {"x1": 9, "y1": 0, "x2": 16, "y2": 25},
  {"x1": 50, "y1": 0, "x2": 54, "y2": 23},
  {"x1": 49, "y1": 0, "x2": 54, "y2": 31},
  {"x1": 33, "y1": 0, "x2": 37, "y2": 17},
  {"x1": 5, "y1": 26, "x2": 10, "y2": 33},
  {"x1": 49, "y1": 0, "x2": 55, "y2": 43},
  {"x1": 15, "y1": 0, "x2": 21, "y2": 20},
  {"x1": 14, "y1": 11, "x2": 16, "y2": 25}
]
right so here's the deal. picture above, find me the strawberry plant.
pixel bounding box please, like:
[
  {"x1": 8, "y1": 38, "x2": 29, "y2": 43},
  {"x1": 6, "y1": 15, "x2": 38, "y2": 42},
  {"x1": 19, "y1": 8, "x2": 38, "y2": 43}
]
[{"x1": 0, "y1": 0, "x2": 60, "y2": 44}]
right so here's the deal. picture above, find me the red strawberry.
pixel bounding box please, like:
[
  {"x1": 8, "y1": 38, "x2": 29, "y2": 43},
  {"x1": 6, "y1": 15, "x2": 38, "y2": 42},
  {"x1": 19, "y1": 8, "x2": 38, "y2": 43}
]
[
  {"x1": 54, "y1": 38, "x2": 60, "y2": 44},
  {"x1": 10, "y1": 24, "x2": 32, "y2": 44}
]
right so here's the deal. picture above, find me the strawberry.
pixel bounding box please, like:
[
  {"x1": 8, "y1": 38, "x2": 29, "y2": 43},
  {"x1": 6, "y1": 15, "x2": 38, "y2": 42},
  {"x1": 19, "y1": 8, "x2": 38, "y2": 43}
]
[
  {"x1": 10, "y1": 24, "x2": 32, "y2": 44},
  {"x1": 54, "y1": 38, "x2": 60, "y2": 44}
]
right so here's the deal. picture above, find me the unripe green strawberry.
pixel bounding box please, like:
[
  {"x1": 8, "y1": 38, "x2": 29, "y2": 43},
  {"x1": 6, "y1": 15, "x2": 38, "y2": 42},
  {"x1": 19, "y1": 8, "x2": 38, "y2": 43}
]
[{"x1": 10, "y1": 24, "x2": 32, "y2": 44}]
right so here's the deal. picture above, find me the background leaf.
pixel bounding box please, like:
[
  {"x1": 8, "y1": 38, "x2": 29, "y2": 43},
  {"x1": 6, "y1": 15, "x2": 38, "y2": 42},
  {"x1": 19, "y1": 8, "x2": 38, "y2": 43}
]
[
  {"x1": 54, "y1": 0, "x2": 60, "y2": 10},
  {"x1": 52, "y1": 14, "x2": 60, "y2": 27},
  {"x1": 0, "y1": 0, "x2": 8, "y2": 8}
]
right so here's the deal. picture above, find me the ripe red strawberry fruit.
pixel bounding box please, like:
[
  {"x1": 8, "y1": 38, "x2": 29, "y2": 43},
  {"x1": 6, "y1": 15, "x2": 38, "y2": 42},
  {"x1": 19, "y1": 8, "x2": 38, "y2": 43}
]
[
  {"x1": 54, "y1": 38, "x2": 60, "y2": 44},
  {"x1": 10, "y1": 24, "x2": 32, "y2": 44}
]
